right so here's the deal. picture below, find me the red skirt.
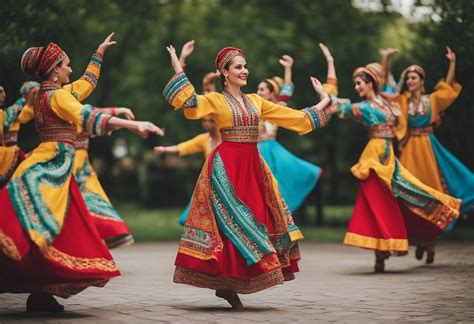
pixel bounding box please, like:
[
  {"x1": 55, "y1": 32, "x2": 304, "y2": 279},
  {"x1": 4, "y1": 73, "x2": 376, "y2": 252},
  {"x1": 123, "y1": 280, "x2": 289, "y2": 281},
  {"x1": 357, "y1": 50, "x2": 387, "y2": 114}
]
[
  {"x1": 0, "y1": 178, "x2": 120, "y2": 298},
  {"x1": 175, "y1": 142, "x2": 299, "y2": 294},
  {"x1": 344, "y1": 171, "x2": 442, "y2": 252}
]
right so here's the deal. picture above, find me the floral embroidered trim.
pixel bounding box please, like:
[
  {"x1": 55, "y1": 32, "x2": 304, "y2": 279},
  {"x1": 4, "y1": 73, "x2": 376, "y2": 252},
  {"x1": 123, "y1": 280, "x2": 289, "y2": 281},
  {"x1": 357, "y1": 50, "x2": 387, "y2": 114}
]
[
  {"x1": 82, "y1": 105, "x2": 111, "y2": 136},
  {"x1": 409, "y1": 126, "x2": 433, "y2": 136},
  {"x1": 43, "y1": 246, "x2": 119, "y2": 272},
  {"x1": 80, "y1": 52, "x2": 103, "y2": 89},
  {"x1": 222, "y1": 89, "x2": 259, "y2": 126},
  {"x1": 302, "y1": 106, "x2": 329, "y2": 130},
  {"x1": 0, "y1": 229, "x2": 22, "y2": 261},
  {"x1": 163, "y1": 72, "x2": 196, "y2": 107},
  {"x1": 174, "y1": 266, "x2": 293, "y2": 294},
  {"x1": 220, "y1": 126, "x2": 259, "y2": 143}
]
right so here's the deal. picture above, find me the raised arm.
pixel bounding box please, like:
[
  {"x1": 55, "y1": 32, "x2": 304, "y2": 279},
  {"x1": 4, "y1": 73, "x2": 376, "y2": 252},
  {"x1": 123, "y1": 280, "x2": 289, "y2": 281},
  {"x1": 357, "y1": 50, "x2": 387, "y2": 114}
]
[
  {"x1": 319, "y1": 43, "x2": 338, "y2": 95},
  {"x1": 259, "y1": 77, "x2": 333, "y2": 135},
  {"x1": 63, "y1": 32, "x2": 117, "y2": 101},
  {"x1": 163, "y1": 45, "x2": 217, "y2": 119},
  {"x1": 179, "y1": 40, "x2": 195, "y2": 70},
  {"x1": 445, "y1": 47, "x2": 456, "y2": 87}
]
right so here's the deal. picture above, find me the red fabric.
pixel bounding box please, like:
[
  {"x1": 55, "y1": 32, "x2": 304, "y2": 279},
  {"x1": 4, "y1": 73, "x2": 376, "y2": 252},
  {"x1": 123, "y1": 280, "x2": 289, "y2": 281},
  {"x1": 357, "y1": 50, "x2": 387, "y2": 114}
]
[
  {"x1": 0, "y1": 178, "x2": 120, "y2": 292},
  {"x1": 21, "y1": 43, "x2": 66, "y2": 78},
  {"x1": 347, "y1": 171, "x2": 408, "y2": 242},
  {"x1": 175, "y1": 142, "x2": 298, "y2": 279},
  {"x1": 399, "y1": 202, "x2": 442, "y2": 241},
  {"x1": 91, "y1": 216, "x2": 131, "y2": 240}
]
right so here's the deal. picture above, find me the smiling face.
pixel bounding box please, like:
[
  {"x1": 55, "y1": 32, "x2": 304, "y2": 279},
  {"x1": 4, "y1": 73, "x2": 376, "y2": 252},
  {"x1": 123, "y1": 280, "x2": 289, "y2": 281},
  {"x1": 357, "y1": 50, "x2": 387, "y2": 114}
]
[
  {"x1": 52, "y1": 55, "x2": 73, "y2": 85},
  {"x1": 0, "y1": 86, "x2": 5, "y2": 106},
  {"x1": 257, "y1": 81, "x2": 273, "y2": 101},
  {"x1": 222, "y1": 55, "x2": 248, "y2": 88},
  {"x1": 406, "y1": 71, "x2": 424, "y2": 92},
  {"x1": 353, "y1": 75, "x2": 373, "y2": 98}
]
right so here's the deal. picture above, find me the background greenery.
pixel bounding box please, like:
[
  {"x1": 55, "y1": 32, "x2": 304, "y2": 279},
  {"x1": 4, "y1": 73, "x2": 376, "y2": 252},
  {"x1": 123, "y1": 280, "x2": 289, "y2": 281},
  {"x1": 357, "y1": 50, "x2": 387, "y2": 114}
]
[{"x1": 1, "y1": 0, "x2": 472, "y2": 229}]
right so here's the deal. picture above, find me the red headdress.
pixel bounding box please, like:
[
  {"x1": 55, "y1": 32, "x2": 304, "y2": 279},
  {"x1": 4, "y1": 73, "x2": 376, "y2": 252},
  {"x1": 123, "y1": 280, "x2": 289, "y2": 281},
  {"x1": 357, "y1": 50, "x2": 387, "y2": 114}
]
[
  {"x1": 21, "y1": 42, "x2": 66, "y2": 79},
  {"x1": 215, "y1": 47, "x2": 245, "y2": 73}
]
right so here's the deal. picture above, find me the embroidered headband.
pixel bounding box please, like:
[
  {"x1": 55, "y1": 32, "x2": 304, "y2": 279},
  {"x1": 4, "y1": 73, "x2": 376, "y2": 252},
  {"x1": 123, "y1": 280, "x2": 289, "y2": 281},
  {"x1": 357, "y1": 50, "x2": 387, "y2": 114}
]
[
  {"x1": 21, "y1": 42, "x2": 66, "y2": 79},
  {"x1": 215, "y1": 47, "x2": 245, "y2": 73}
]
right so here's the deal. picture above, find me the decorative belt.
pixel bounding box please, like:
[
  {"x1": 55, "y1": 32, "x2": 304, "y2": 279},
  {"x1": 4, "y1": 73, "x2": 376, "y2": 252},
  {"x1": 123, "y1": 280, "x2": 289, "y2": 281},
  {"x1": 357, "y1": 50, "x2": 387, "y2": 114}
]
[
  {"x1": 40, "y1": 131, "x2": 77, "y2": 145},
  {"x1": 409, "y1": 126, "x2": 433, "y2": 136},
  {"x1": 257, "y1": 134, "x2": 277, "y2": 142},
  {"x1": 220, "y1": 126, "x2": 259, "y2": 143},
  {"x1": 76, "y1": 133, "x2": 90, "y2": 149},
  {"x1": 4, "y1": 132, "x2": 18, "y2": 146},
  {"x1": 368, "y1": 124, "x2": 395, "y2": 139}
]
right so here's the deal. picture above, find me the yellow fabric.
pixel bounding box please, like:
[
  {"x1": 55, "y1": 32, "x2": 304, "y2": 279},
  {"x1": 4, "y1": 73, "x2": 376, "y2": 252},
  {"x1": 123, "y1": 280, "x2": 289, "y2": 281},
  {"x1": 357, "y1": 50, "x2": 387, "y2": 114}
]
[
  {"x1": 0, "y1": 110, "x2": 4, "y2": 146},
  {"x1": 50, "y1": 89, "x2": 89, "y2": 133},
  {"x1": 171, "y1": 89, "x2": 318, "y2": 135},
  {"x1": 395, "y1": 81, "x2": 462, "y2": 141},
  {"x1": 177, "y1": 133, "x2": 212, "y2": 159},
  {"x1": 344, "y1": 232, "x2": 409, "y2": 251},
  {"x1": 7, "y1": 104, "x2": 35, "y2": 133},
  {"x1": 62, "y1": 60, "x2": 101, "y2": 102},
  {"x1": 0, "y1": 146, "x2": 19, "y2": 176},
  {"x1": 399, "y1": 136, "x2": 445, "y2": 192},
  {"x1": 323, "y1": 83, "x2": 338, "y2": 96},
  {"x1": 73, "y1": 149, "x2": 111, "y2": 202},
  {"x1": 353, "y1": 138, "x2": 459, "y2": 226},
  {"x1": 11, "y1": 142, "x2": 71, "y2": 240}
]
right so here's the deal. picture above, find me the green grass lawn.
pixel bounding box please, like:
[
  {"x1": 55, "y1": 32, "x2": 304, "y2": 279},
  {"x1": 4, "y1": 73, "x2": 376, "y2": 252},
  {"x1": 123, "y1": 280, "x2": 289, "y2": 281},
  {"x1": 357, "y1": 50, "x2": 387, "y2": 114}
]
[{"x1": 117, "y1": 204, "x2": 474, "y2": 243}]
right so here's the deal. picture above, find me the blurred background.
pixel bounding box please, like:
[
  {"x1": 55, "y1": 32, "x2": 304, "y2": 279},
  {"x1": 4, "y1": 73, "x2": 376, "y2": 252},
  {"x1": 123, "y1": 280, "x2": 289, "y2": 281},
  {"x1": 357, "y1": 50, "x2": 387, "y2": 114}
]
[{"x1": 1, "y1": 0, "x2": 472, "y2": 241}]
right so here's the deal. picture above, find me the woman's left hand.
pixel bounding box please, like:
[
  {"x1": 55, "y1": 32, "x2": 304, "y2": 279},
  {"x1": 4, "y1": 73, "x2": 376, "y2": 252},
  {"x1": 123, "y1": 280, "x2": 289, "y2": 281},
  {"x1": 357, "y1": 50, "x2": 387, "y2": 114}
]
[
  {"x1": 116, "y1": 107, "x2": 135, "y2": 120},
  {"x1": 310, "y1": 77, "x2": 327, "y2": 99},
  {"x1": 132, "y1": 121, "x2": 165, "y2": 138}
]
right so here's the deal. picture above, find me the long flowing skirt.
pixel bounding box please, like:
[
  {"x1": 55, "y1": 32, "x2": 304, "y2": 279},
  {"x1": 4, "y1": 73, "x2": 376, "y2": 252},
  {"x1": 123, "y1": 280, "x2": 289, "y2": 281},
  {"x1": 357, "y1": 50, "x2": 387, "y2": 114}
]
[
  {"x1": 0, "y1": 146, "x2": 24, "y2": 189},
  {"x1": 174, "y1": 141, "x2": 302, "y2": 294},
  {"x1": 257, "y1": 139, "x2": 322, "y2": 212},
  {"x1": 0, "y1": 178, "x2": 120, "y2": 298},
  {"x1": 73, "y1": 149, "x2": 133, "y2": 248},
  {"x1": 343, "y1": 138, "x2": 460, "y2": 253}
]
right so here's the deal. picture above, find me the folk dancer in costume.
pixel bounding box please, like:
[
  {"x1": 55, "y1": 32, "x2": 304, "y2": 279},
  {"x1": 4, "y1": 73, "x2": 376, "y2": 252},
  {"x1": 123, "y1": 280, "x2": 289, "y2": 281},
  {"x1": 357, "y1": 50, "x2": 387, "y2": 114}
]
[
  {"x1": 163, "y1": 45, "x2": 332, "y2": 308},
  {"x1": 154, "y1": 116, "x2": 221, "y2": 225},
  {"x1": 383, "y1": 47, "x2": 471, "y2": 263},
  {"x1": 0, "y1": 82, "x2": 39, "y2": 188},
  {"x1": 329, "y1": 64, "x2": 460, "y2": 273},
  {"x1": 0, "y1": 34, "x2": 164, "y2": 312},
  {"x1": 155, "y1": 40, "x2": 221, "y2": 225},
  {"x1": 73, "y1": 106, "x2": 136, "y2": 249},
  {"x1": 256, "y1": 53, "x2": 322, "y2": 212}
]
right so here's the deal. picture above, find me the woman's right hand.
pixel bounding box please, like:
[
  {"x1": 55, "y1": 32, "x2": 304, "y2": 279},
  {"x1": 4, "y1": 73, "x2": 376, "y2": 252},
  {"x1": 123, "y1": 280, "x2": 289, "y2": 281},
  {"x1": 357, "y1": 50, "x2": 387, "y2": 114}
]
[
  {"x1": 153, "y1": 146, "x2": 167, "y2": 154},
  {"x1": 310, "y1": 77, "x2": 328, "y2": 100},
  {"x1": 131, "y1": 121, "x2": 165, "y2": 138},
  {"x1": 167, "y1": 45, "x2": 184, "y2": 73}
]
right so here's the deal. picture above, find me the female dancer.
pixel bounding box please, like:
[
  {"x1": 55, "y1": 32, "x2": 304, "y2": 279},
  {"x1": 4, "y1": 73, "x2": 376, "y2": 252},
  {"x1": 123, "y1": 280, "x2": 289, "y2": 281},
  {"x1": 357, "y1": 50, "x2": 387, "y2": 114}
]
[
  {"x1": 384, "y1": 47, "x2": 471, "y2": 263},
  {"x1": 0, "y1": 82, "x2": 39, "y2": 188},
  {"x1": 257, "y1": 54, "x2": 322, "y2": 212},
  {"x1": 163, "y1": 45, "x2": 332, "y2": 308},
  {"x1": 0, "y1": 34, "x2": 163, "y2": 312},
  {"x1": 331, "y1": 65, "x2": 460, "y2": 272},
  {"x1": 154, "y1": 116, "x2": 221, "y2": 225},
  {"x1": 73, "y1": 107, "x2": 136, "y2": 248}
]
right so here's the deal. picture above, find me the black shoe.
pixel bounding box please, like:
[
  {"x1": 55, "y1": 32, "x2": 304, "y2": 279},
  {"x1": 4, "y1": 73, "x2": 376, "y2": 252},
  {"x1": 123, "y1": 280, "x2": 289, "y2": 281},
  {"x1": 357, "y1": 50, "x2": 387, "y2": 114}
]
[
  {"x1": 26, "y1": 293, "x2": 64, "y2": 313},
  {"x1": 415, "y1": 246, "x2": 425, "y2": 261},
  {"x1": 426, "y1": 251, "x2": 435, "y2": 264},
  {"x1": 374, "y1": 261, "x2": 385, "y2": 273},
  {"x1": 216, "y1": 289, "x2": 243, "y2": 309}
]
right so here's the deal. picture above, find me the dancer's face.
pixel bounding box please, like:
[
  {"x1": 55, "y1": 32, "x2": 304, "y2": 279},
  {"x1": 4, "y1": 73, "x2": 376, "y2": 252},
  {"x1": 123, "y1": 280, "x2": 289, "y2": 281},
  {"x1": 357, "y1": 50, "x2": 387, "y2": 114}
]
[
  {"x1": 354, "y1": 76, "x2": 372, "y2": 98},
  {"x1": 406, "y1": 72, "x2": 423, "y2": 92},
  {"x1": 0, "y1": 86, "x2": 5, "y2": 106},
  {"x1": 53, "y1": 55, "x2": 73, "y2": 85},
  {"x1": 202, "y1": 117, "x2": 217, "y2": 132},
  {"x1": 257, "y1": 82, "x2": 273, "y2": 101},
  {"x1": 223, "y1": 56, "x2": 248, "y2": 88}
]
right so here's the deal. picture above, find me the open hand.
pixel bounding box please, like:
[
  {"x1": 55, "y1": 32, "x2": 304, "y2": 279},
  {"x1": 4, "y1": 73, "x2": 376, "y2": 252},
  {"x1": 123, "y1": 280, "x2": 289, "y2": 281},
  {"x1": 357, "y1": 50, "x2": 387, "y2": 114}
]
[
  {"x1": 98, "y1": 32, "x2": 117, "y2": 54},
  {"x1": 116, "y1": 107, "x2": 135, "y2": 120},
  {"x1": 310, "y1": 76, "x2": 327, "y2": 99},
  {"x1": 379, "y1": 48, "x2": 399, "y2": 58},
  {"x1": 132, "y1": 121, "x2": 165, "y2": 138},
  {"x1": 180, "y1": 40, "x2": 195, "y2": 58},
  {"x1": 167, "y1": 45, "x2": 183, "y2": 73}
]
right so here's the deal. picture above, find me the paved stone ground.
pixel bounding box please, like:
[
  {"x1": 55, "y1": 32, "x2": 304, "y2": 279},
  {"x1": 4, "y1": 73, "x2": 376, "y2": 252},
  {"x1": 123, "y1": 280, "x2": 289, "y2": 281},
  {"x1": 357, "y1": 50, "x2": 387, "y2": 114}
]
[{"x1": 0, "y1": 242, "x2": 473, "y2": 323}]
